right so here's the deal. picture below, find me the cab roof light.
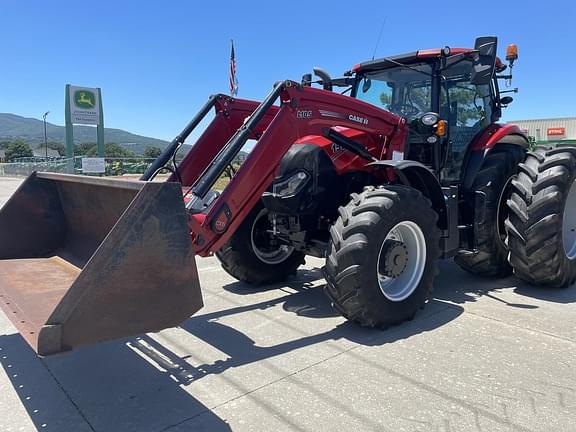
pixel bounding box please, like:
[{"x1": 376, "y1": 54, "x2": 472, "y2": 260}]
[{"x1": 506, "y1": 44, "x2": 518, "y2": 64}]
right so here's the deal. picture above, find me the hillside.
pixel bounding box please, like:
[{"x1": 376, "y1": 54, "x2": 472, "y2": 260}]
[{"x1": 0, "y1": 113, "x2": 169, "y2": 155}]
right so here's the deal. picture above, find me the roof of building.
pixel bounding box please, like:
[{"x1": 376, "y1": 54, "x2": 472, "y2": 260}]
[
  {"x1": 507, "y1": 117, "x2": 576, "y2": 140},
  {"x1": 33, "y1": 148, "x2": 61, "y2": 158},
  {"x1": 507, "y1": 117, "x2": 576, "y2": 123}
]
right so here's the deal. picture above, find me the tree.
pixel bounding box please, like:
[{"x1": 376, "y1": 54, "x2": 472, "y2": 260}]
[
  {"x1": 75, "y1": 142, "x2": 135, "y2": 158},
  {"x1": 379, "y1": 92, "x2": 391, "y2": 108},
  {"x1": 105, "y1": 143, "x2": 135, "y2": 158},
  {"x1": 75, "y1": 142, "x2": 97, "y2": 156},
  {"x1": 447, "y1": 87, "x2": 483, "y2": 126},
  {"x1": 86, "y1": 142, "x2": 135, "y2": 158},
  {"x1": 143, "y1": 146, "x2": 162, "y2": 159},
  {"x1": 5, "y1": 140, "x2": 33, "y2": 161}
]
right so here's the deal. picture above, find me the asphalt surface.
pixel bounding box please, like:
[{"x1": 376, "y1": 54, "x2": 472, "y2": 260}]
[{"x1": 0, "y1": 176, "x2": 575, "y2": 432}]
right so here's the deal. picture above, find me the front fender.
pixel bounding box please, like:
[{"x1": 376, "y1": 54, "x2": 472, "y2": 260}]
[{"x1": 367, "y1": 160, "x2": 447, "y2": 230}]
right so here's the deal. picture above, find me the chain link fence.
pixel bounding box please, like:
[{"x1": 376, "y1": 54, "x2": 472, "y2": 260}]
[{"x1": 0, "y1": 157, "x2": 158, "y2": 178}]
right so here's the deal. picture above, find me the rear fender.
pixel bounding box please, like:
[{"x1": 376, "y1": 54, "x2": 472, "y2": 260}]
[
  {"x1": 367, "y1": 160, "x2": 447, "y2": 230},
  {"x1": 462, "y1": 129, "x2": 529, "y2": 192},
  {"x1": 470, "y1": 124, "x2": 528, "y2": 152}
]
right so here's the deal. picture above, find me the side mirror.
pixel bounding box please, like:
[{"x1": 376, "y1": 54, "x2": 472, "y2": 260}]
[
  {"x1": 362, "y1": 78, "x2": 372, "y2": 93},
  {"x1": 500, "y1": 96, "x2": 513, "y2": 106},
  {"x1": 471, "y1": 36, "x2": 498, "y2": 85}
]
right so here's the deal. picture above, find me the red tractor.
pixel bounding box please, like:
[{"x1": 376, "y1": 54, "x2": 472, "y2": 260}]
[{"x1": 1, "y1": 36, "x2": 575, "y2": 356}]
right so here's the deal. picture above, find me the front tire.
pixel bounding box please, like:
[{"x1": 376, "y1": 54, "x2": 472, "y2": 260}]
[
  {"x1": 216, "y1": 203, "x2": 305, "y2": 285},
  {"x1": 506, "y1": 146, "x2": 576, "y2": 287},
  {"x1": 324, "y1": 186, "x2": 441, "y2": 328}
]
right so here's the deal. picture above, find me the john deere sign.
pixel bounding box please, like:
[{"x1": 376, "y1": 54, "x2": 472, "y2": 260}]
[
  {"x1": 65, "y1": 84, "x2": 105, "y2": 158},
  {"x1": 68, "y1": 85, "x2": 101, "y2": 126},
  {"x1": 74, "y1": 90, "x2": 96, "y2": 109}
]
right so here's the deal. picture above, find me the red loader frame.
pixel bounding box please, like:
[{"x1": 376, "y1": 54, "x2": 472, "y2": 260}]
[{"x1": 145, "y1": 81, "x2": 409, "y2": 256}]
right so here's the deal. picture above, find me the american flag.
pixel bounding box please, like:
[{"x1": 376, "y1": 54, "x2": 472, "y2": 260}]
[{"x1": 229, "y1": 40, "x2": 238, "y2": 96}]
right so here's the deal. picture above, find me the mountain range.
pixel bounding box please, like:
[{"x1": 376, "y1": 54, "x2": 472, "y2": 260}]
[{"x1": 0, "y1": 113, "x2": 170, "y2": 155}]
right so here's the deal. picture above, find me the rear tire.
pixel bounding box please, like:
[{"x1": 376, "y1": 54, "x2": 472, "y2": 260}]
[
  {"x1": 216, "y1": 203, "x2": 305, "y2": 285},
  {"x1": 324, "y1": 185, "x2": 441, "y2": 328},
  {"x1": 454, "y1": 144, "x2": 526, "y2": 277},
  {"x1": 506, "y1": 146, "x2": 576, "y2": 287}
]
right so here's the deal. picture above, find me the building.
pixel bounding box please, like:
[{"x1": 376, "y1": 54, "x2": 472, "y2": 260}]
[
  {"x1": 32, "y1": 148, "x2": 61, "y2": 159},
  {"x1": 508, "y1": 117, "x2": 576, "y2": 145}
]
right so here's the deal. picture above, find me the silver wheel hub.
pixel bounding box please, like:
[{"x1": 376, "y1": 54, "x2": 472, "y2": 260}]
[
  {"x1": 379, "y1": 240, "x2": 409, "y2": 278},
  {"x1": 250, "y1": 209, "x2": 294, "y2": 265},
  {"x1": 563, "y1": 180, "x2": 576, "y2": 260},
  {"x1": 377, "y1": 221, "x2": 427, "y2": 302}
]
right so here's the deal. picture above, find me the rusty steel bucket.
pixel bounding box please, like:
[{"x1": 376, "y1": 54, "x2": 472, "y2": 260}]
[{"x1": 0, "y1": 172, "x2": 203, "y2": 356}]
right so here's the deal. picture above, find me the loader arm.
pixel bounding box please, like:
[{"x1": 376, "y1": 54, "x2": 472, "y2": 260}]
[
  {"x1": 182, "y1": 81, "x2": 408, "y2": 256},
  {"x1": 141, "y1": 95, "x2": 279, "y2": 184}
]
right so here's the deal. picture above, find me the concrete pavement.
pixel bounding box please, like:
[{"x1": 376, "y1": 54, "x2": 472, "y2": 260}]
[{"x1": 0, "y1": 177, "x2": 574, "y2": 431}]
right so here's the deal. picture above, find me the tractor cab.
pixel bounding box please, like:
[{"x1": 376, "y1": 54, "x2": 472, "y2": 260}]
[{"x1": 349, "y1": 37, "x2": 514, "y2": 184}]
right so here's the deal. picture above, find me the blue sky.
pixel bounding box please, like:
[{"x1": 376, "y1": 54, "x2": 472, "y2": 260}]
[{"x1": 1, "y1": 0, "x2": 574, "y2": 141}]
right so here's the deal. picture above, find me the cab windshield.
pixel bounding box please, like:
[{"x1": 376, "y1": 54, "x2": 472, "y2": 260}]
[
  {"x1": 355, "y1": 58, "x2": 494, "y2": 182},
  {"x1": 354, "y1": 59, "x2": 491, "y2": 128},
  {"x1": 355, "y1": 63, "x2": 434, "y2": 120}
]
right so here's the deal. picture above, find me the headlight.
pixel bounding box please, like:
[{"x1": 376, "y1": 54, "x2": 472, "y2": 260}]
[
  {"x1": 421, "y1": 113, "x2": 439, "y2": 126},
  {"x1": 273, "y1": 171, "x2": 309, "y2": 197}
]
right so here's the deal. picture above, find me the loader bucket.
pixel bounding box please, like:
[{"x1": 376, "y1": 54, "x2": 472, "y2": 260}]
[{"x1": 0, "y1": 172, "x2": 202, "y2": 356}]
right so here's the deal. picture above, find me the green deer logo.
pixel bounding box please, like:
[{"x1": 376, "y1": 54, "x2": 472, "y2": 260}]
[{"x1": 74, "y1": 90, "x2": 96, "y2": 109}]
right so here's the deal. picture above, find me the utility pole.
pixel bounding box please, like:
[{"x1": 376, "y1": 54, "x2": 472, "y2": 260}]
[{"x1": 43, "y1": 111, "x2": 50, "y2": 160}]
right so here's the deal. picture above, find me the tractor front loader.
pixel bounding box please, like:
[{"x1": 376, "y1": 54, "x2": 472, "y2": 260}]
[
  {"x1": 1, "y1": 36, "x2": 575, "y2": 357},
  {"x1": 0, "y1": 174, "x2": 202, "y2": 355}
]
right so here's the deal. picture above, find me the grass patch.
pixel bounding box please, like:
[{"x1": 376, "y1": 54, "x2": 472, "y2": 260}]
[{"x1": 214, "y1": 175, "x2": 232, "y2": 191}]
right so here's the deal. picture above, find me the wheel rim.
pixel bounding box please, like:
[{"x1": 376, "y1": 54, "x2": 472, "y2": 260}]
[
  {"x1": 250, "y1": 209, "x2": 294, "y2": 265},
  {"x1": 563, "y1": 180, "x2": 576, "y2": 260},
  {"x1": 377, "y1": 221, "x2": 427, "y2": 302}
]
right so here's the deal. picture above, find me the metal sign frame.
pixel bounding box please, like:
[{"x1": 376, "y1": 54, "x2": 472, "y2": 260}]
[{"x1": 65, "y1": 85, "x2": 105, "y2": 158}]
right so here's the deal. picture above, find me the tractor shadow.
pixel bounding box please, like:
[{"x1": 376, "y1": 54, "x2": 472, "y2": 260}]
[
  {"x1": 222, "y1": 266, "x2": 340, "y2": 318},
  {"x1": 0, "y1": 290, "x2": 461, "y2": 432},
  {"x1": 223, "y1": 267, "x2": 325, "y2": 291},
  {"x1": 433, "y1": 259, "x2": 576, "y2": 306},
  {"x1": 0, "y1": 332, "x2": 232, "y2": 432},
  {"x1": 0, "y1": 262, "x2": 462, "y2": 432},
  {"x1": 151, "y1": 263, "x2": 465, "y2": 386},
  {"x1": 3, "y1": 258, "x2": 572, "y2": 431},
  {"x1": 164, "y1": 298, "x2": 462, "y2": 386},
  {"x1": 513, "y1": 282, "x2": 576, "y2": 304}
]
